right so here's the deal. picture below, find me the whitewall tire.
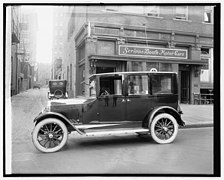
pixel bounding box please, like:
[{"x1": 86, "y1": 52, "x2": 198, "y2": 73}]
[
  {"x1": 32, "y1": 118, "x2": 68, "y2": 153},
  {"x1": 150, "y1": 113, "x2": 178, "y2": 144}
]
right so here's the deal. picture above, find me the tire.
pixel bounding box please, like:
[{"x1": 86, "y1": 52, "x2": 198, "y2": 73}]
[
  {"x1": 150, "y1": 113, "x2": 178, "y2": 144},
  {"x1": 32, "y1": 118, "x2": 68, "y2": 153}
]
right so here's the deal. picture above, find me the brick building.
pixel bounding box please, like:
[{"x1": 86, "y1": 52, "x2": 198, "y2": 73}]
[
  {"x1": 10, "y1": 6, "x2": 38, "y2": 95},
  {"x1": 62, "y1": 5, "x2": 214, "y2": 104}
]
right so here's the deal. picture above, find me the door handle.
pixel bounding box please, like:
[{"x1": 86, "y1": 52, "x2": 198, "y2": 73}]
[
  {"x1": 127, "y1": 99, "x2": 131, "y2": 102},
  {"x1": 122, "y1": 99, "x2": 125, "y2": 102}
]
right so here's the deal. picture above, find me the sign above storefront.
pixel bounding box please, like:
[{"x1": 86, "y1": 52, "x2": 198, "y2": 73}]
[{"x1": 119, "y1": 45, "x2": 188, "y2": 59}]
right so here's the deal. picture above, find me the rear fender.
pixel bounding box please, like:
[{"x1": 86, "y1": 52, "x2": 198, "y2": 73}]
[
  {"x1": 145, "y1": 106, "x2": 185, "y2": 128},
  {"x1": 34, "y1": 112, "x2": 84, "y2": 135}
]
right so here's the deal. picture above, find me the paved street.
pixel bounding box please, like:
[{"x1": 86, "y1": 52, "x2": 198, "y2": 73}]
[{"x1": 9, "y1": 88, "x2": 214, "y2": 174}]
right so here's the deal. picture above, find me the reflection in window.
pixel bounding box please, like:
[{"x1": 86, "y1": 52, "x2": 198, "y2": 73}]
[
  {"x1": 100, "y1": 76, "x2": 122, "y2": 95},
  {"x1": 128, "y1": 75, "x2": 149, "y2": 95},
  {"x1": 151, "y1": 75, "x2": 172, "y2": 94}
]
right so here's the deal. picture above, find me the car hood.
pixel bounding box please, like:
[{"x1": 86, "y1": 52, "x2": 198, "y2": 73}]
[{"x1": 48, "y1": 97, "x2": 94, "y2": 106}]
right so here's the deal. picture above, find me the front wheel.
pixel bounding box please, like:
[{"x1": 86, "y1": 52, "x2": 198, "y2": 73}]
[
  {"x1": 32, "y1": 118, "x2": 68, "y2": 153},
  {"x1": 150, "y1": 113, "x2": 178, "y2": 144}
]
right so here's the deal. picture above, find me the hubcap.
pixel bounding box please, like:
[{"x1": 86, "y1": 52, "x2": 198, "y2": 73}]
[
  {"x1": 37, "y1": 123, "x2": 63, "y2": 148},
  {"x1": 154, "y1": 118, "x2": 174, "y2": 140},
  {"x1": 48, "y1": 133, "x2": 53, "y2": 139}
]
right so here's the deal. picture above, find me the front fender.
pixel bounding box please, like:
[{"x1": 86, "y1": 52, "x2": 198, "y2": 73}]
[
  {"x1": 33, "y1": 112, "x2": 84, "y2": 135},
  {"x1": 146, "y1": 106, "x2": 185, "y2": 128}
]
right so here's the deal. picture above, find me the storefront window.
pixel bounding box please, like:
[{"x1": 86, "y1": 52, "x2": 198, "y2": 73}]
[
  {"x1": 132, "y1": 62, "x2": 143, "y2": 71},
  {"x1": 160, "y1": 63, "x2": 172, "y2": 72},
  {"x1": 146, "y1": 62, "x2": 159, "y2": 72}
]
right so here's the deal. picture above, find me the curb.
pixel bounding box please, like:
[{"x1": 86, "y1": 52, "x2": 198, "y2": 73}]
[{"x1": 180, "y1": 123, "x2": 213, "y2": 129}]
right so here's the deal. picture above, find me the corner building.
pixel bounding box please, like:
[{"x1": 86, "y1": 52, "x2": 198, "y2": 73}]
[{"x1": 65, "y1": 5, "x2": 214, "y2": 104}]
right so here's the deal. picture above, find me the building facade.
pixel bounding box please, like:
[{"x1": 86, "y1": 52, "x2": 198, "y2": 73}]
[
  {"x1": 36, "y1": 62, "x2": 51, "y2": 86},
  {"x1": 10, "y1": 6, "x2": 38, "y2": 95},
  {"x1": 64, "y1": 5, "x2": 214, "y2": 104},
  {"x1": 52, "y1": 6, "x2": 70, "y2": 80}
]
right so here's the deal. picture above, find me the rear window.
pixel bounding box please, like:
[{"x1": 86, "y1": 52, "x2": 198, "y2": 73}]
[
  {"x1": 151, "y1": 74, "x2": 173, "y2": 94},
  {"x1": 52, "y1": 82, "x2": 64, "y2": 86}
]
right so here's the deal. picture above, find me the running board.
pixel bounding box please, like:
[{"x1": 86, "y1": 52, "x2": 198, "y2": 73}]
[{"x1": 84, "y1": 128, "x2": 149, "y2": 136}]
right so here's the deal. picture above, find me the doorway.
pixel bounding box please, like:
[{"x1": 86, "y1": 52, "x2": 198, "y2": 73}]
[{"x1": 180, "y1": 71, "x2": 190, "y2": 103}]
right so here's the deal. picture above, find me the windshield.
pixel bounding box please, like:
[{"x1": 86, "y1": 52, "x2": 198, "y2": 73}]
[{"x1": 89, "y1": 78, "x2": 96, "y2": 97}]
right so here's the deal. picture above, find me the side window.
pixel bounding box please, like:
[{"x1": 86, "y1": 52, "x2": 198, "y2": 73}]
[
  {"x1": 151, "y1": 75, "x2": 172, "y2": 94},
  {"x1": 89, "y1": 79, "x2": 96, "y2": 97},
  {"x1": 128, "y1": 75, "x2": 149, "y2": 95},
  {"x1": 99, "y1": 76, "x2": 122, "y2": 96}
]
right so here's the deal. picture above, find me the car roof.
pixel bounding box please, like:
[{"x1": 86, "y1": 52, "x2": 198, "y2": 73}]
[{"x1": 90, "y1": 71, "x2": 177, "y2": 78}]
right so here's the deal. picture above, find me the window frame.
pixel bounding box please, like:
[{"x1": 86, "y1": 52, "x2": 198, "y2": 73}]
[
  {"x1": 150, "y1": 74, "x2": 174, "y2": 95},
  {"x1": 203, "y1": 6, "x2": 213, "y2": 24},
  {"x1": 127, "y1": 74, "x2": 150, "y2": 96},
  {"x1": 174, "y1": 6, "x2": 188, "y2": 21}
]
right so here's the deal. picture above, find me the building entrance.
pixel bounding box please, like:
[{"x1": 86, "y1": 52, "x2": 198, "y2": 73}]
[{"x1": 180, "y1": 70, "x2": 190, "y2": 103}]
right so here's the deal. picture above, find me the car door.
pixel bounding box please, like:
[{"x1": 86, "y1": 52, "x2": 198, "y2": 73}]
[
  {"x1": 98, "y1": 75, "x2": 125, "y2": 122},
  {"x1": 125, "y1": 74, "x2": 153, "y2": 126}
]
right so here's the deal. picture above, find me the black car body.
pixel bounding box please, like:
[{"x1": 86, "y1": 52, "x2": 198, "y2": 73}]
[
  {"x1": 48, "y1": 80, "x2": 68, "y2": 99},
  {"x1": 32, "y1": 71, "x2": 185, "y2": 153}
]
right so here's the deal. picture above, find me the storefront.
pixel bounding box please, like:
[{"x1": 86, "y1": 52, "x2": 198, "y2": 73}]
[{"x1": 75, "y1": 22, "x2": 210, "y2": 104}]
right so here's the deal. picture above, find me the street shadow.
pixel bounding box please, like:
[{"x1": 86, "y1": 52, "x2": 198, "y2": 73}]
[{"x1": 66, "y1": 134, "x2": 157, "y2": 150}]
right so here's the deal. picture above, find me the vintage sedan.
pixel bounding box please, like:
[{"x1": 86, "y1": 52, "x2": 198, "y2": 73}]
[
  {"x1": 32, "y1": 71, "x2": 185, "y2": 153},
  {"x1": 48, "y1": 80, "x2": 68, "y2": 99}
]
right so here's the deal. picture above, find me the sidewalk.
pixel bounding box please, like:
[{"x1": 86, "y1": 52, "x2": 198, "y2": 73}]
[{"x1": 180, "y1": 104, "x2": 213, "y2": 128}]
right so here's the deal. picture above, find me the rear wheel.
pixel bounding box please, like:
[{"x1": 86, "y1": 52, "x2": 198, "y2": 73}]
[
  {"x1": 150, "y1": 113, "x2": 178, "y2": 144},
  {"x1": 32, "y1": 118, "x2": 68, "y2": 153}
]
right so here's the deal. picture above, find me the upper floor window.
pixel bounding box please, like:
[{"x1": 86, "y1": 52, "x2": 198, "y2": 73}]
[
  {"x1": 145, "y1": 6, "x2": 159, "y2": 17},
  {"x1": 201, "y1": 48, "x2": 210, "y2": 59},
  {"x1": 175, "y1": 6, "x2": 188, "y2": 20},
  {"x1": 204, "y1": 6, "x2": 213, "y2": 23},
  {"x1": 105, "y1": 6, "x2": 119, "y2": 12},
  {"x1": 120, "y1": 6, "x2": 144, "y2": 14},
  {"x1": 105, "y1": 6, "x2": 160, "y2": 17}
]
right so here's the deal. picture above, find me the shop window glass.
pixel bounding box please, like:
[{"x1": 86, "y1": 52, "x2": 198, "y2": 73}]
[
  {"x1": 160, "y1": 63, "x2": 172, "y2": 72},
  {"x1": 132, "y1": 62, "x2": 143, "y2": 71},
  {"x1": 151, "y1": 75, "x2": 172, "y2": 94},
  {"x1": 128, "y1": 75, "x2": 149, "y2": 95},
  {"x1": 146, "y1": 62, "x2": 159, "y2": 72},
  {"x1": 175, "y1": 6, "x2": 188, "y2": 20}
]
